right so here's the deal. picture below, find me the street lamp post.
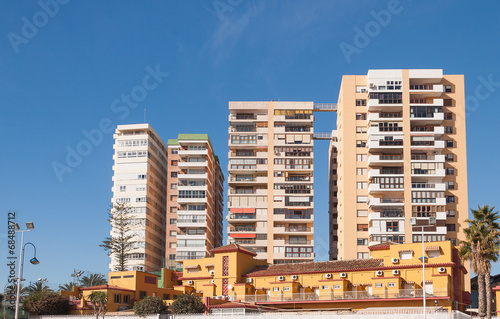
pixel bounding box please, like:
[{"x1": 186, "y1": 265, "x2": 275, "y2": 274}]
[
  {"x1": 13, "y1": 222, "x2": 39, "y2": 319},
  {"x1": 410, "y1": 217, "x2": 436, "y2": 319}
]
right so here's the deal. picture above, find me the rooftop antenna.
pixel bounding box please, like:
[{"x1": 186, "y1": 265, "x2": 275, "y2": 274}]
[{"x1": 144, "y1": 107, "x2": 147, "y2": 123}]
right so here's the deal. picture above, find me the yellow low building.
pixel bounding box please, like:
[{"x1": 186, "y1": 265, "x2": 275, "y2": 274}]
[
  {"x1": 179, "y1": 241, "x2": 469, "y2": 312},
  {"x1": 61, "y1": 270, "x2": 182, "y2": 314}
]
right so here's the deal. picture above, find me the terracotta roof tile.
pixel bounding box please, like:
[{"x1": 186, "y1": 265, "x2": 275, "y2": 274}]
[
  {"x1": 368, "y1": 241, "x2": 401, "y2": 251},
  {"x1": 210, "y1": 243, "x2": 257, "y2": 256},
  {"x1": 243, "y1": 259, "x2": 384, "y2": 277}
]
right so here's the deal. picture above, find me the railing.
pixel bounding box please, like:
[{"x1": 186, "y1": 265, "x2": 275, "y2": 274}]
[
  {"x1": 411, "y1": 126, "x2": 435, "y2": 132},
  {"x1": 412, "y1": 169, "x2": 436, "y2": 175},
  {"x1": 285, "y1": 127, "x2": 311, "y2": 132},
  {"x1": 230, "y1": 189, "x2": 256, "y2": 194},
  {"x1": 231, "y1": 127, "x2": 256, "y2": 132},
  {"x1": 230, "y1": 227, "x2": 255, "y2": 232},
  {"x1": 380, "y1": 210, "x2": 405, "y2": 218},
  {"x1": 379, "y1": 113, "x2": 402, "y2": 118},
  {"x1": 285, "y1": 176, "x2": 310, "y2": 181},
  {"x1": 275, "y1": 227, "x2": 311, "y2": 232},
  {"x1": 411, "y1": 141, "x2": 435, "y2": 146},
  {"x1": 285, "y1": 240, "x2": 312, "y2": 245},
  {"x1": 380, "y1": 198, "x2": 404, "y2": 203},
  {"x1": 285, "y1": 114, "x2": 312, "y2": 120},
  {"x1": 177, "y1": 218, "x2": 206, "y2": 224},
  {"x1": 378, "y1": 127, "x2": 403, "y2": 132},
  {"x1": 380, "y1": 168, "x2": 403, "y2": 174},
  {"x1": 410, "y1": 85, "x2": 434, "y2": 90},
  {"x1": 313, "y1": 132, "x2": 332, "y2": 139},
  {"x1": 410, "y1": 112, "x2": 440, "y2": 118},
  {"x1": 412, "y1": 183, "x2": 436, "y2": 189},
  {"x1": 379, "y1": 140, "x2": 403, "y2": 146},
  {"x1": 239, "y1": 288, "x2": 448, "y2": 303},
  {"x1": 231, "y1": 114, "x2": 257, "y2": 120},
  {"x1": 229, "y1": 239, "x2": 256, "y2": 245},
  {"x1": 411, "y1": 154, "x2": 435, "y2": 160},
  {"x1": 379, "y1": 155, "x2": 403, "y2": 160},
  {"x1": 228, "y1": 214, "x2": 256, "y2": 220},
  {"x1": 284, "y1": 213, "x2": 311, "y2": 219}
]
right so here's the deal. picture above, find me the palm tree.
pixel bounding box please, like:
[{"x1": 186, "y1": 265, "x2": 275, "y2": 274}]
[
  {"x1": 459, "y1": 205, "x2": 500, "y2": 319},
  {"x1": 29, "y1": 281, "x2": 51, "y2": 294},
  {"x1": 58, "y1": 282, "x2": 75, "y2": 292},
  {"x1": 80, "y1": 274, "x2": 107, "y2": 287}
]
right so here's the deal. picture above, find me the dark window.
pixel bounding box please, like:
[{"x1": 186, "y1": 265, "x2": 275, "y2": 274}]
[
  {"x1": 114, "y1": 294, "x2": 121, "y2": 304},
  {"x1": 446, "y1": 196, "x2": 455, "y2": 203},
  {"x1": 171, "y1": 172, "x2": 178, "y2": 178},
  {"x1": 123, "y1": 295, "x2": 130, "y2": 304},
  {"x1": 356, "y1": 99, "x2": 366, "y2": 106},
  {"x1": 446, "y1": 168, "x2": 455, "y2": 176},
  {"x1": 446, "y1": 224, "x2": 456, "y2": 231},
  {"x1": 357, "y1": 224, "x2": 368, "y2": 231},
  {"x1": 139, "y1": 291, "x2": 147, "y2": 299},
  {"x1": 356, "y1": 113, "x2": 367, "y2": 120},
  {"x1": 446, "y1": 140, "x2": 454, "y2": 148},
  {"x1": 443, "y1": 99, "x2": 452, "y2": 106}
]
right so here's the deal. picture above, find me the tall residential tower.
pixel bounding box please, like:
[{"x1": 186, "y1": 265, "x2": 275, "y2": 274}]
[
  {"x1": 228, "y1": 101, "x2": 315, "y2": 264},
  {"x1": 329, "y1": 69, "x2": 468, "y2": 262}
]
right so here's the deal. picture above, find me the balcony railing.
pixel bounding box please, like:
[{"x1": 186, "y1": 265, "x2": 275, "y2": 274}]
[
  {"x1": 379, "y1": 113, "x2": 402, "y2": 118},
  {"x1": 229, "y1": 214, "x2": 256, "y2": 220},
  {"x1": 412, "y1": 183, "x2": 436, "y2": 189},
  {"x1": 380, "y1": 168, "x2": 403, "y2": 174},
  {"x1": 229, "y1": 239, "x2": 256, "y2": 245},
  {"x1": 285, "y1": 114, "x2": 312, "y2": 120},
  {"x1": 230, "y1": 227, "x2": 255, "y2": 232},
  {"x1": 285, "y1": 127, "x2": 311, "y2": 132},
  {"x1": 276, "y1": 227, "x2": 311, "y2": 232},
  {"x1": 378, "y1": 140, "x2": 403, "y2": 146},
  {"x1": 380, "y1": 210, "x2": 405, "y2": 218},
  {"x1": 231, "y1": 114, "x2": 257, "y2": 120},
  {"x1": 238, "y1": 288, "x2": 448, "y2": 303},
  {"x1": 411, "y1": 154, "x2": 435, "y2": 160},
  {"x1": 411, "y1": 141, "x2": 435, "y2": 146},
  {"x1": 378, "y1": 127, "x2": 403, "y2": 132},
  {"x1": 284, "y1": 213, "x2": 312, "y2": 220},
  {"x1": 285, "y1": 240, "x2": 312, "y2": 245},
  {"x1": 380, "y1": 198, "x2": 404, "y2": 203},
  {"x1": 410, "y1": 85, "x2": 434, "y2": 90},
  {"x1": 379, "y1": 155, "x2": 403, "y2": 160}
]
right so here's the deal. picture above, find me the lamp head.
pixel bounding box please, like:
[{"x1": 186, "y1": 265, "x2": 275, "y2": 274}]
[
  {"x1": 30, "y1": 257, "x2": 40, "y2": 265},
  {"x1": 26, "y1": 222, "x2": 35, "y2": 229},
  {"x1": 13, "y1": 223, "x2": 20, "y2": 230}
]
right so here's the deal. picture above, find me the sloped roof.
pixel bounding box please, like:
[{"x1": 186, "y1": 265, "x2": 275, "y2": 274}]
[
  {"x1": 368, "y1": 241, "x2": 401, "y2": 251},
  {"x1": 243, "y1": 259, "x2": 384, "y2": 277},
  {"x1": 210, "y1": 243, "x2": 257, "y2": 257}
]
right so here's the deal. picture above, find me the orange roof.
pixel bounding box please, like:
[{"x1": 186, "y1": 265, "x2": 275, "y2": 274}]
[
  {"x1": 244, "y1": 259, "x2": 384, "y2": 277},
  {"x1": 368, "y1": 241, "x2": 401, "y2": 251},
  {"x1": 210, "y1": 243, "x2": 257, "y2": 257}
]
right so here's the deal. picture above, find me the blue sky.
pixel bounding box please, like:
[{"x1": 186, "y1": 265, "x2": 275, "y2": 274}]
[{"x1": 1, "y1": 0, "x2": 500, "y2": 289}]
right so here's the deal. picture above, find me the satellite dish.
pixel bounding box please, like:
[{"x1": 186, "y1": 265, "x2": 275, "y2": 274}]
[
  {"x1": 409, "y1": 218, "x2": 417, "y2": 225},
  {"x1": 227, "y1": 284, "x2": 233, "y2": 290}
]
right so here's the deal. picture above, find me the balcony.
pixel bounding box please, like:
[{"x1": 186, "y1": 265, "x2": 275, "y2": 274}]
[
  {"x1": 178, "y1": 149, "x2": 208, "y2": 156},
  {"x1": 177, "y1": 218, "x2": 207, "y2": 228},
  {"x1": 229, "y1": 227, "x2": 256, "y2": 233},
  {"x1": 367, "y1": 99, "x2": 402, "y2": 112},
  {"x1": 367, "y1": 126, "x2": 403, "y2": 136},
  {"x1": 410, "y1": 98, "x2": 444, "y2": 107},
  {"x1": 411, "y1": 168, "x2": 446, "y2": 178},
  {"x1": 409, "y1": 84, "x2": 445, "y2": 96},
  {"x1": 368, "y1": 197, "x2": 404, "y2": 207},
  {"x1": 368, "y1": 112, "x2": 403, "y2": 122},
  {"x1": 368, "y1": 184, "x2": 404, "y2": 194},
  {"x1": 178, "y1": 161, "x2": 208, "y2": 168},
  {"x1": 369, "y1": 210, "x2": 405, "y2": 219},
  {"x1": 368, "y1": 168, "x2": 404, "y2": 177},
  {"x1": 411, "y1": 183, "x2": 446, "y2": 191},
  {"x1": 410, "y1": 154, "x2": 445, "y2": 162},
  {"x1": 177, "y1": 173, "x2": 207, "y2": 180},
  {"x1": 410, "y1": 126, "x2": 445, "y2": 135},
  {"x1": 239, "y1": 288, "x2": 449, "y2": 303},
  {"x1": 410, "y1": 112, "x2": 444, "y2": 123},
  {"x1": 411, "y1": 140, "x2": 445, "y2": 150},
  {"x1": 368, "y1": 139, "x2": 404, "y2": 150},
  {"x1": 368, "y1": 155, "x2": 403, "y2": 166},
  {"x1": 273, "y1": 226, "x2": 313, "y2": 234},
  {"x1": 229, "y1": 176, "x2": 268, "y2": 184},
  {"x1": 227, "y1": 213, "x2": 256, "y2": 221}
]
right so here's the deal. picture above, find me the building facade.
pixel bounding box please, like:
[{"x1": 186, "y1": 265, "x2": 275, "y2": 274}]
[
  {"x1": 330, "y1": 70, "x2": 468, "y2": 266},
  {"x1": 110, "y1": 124, "x2": 168, "y2": 272},
  {"x1": 166, "y1": 134, "x2": 224, "y2": 267},
  {"x1": 228, "y1": 101, "x2": 315, "y2": 264}
]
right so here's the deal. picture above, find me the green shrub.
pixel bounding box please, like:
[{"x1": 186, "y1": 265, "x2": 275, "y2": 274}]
[
  {"x1": 23, "y1": 291, "x2": 70, "y2": 315},
  {"x1": 133, "y1": 296, "x2": 169, "y2": 317},
  {"x1": 170, "y1": 293, "x2": 205, "y2": 314}
]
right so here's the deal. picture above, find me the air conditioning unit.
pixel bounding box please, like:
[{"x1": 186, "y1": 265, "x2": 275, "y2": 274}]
[
  {"x1": 438, "y1": 267, "x2": 446, "y2": 273},
  {"x1": 325, "y1": 273, "x2": 332, "y2": 279},
  {"x1": 392, "y1": 270, "x2": 400, "y2": 275},
  {"x1": 376, "y1": 271, "x2": 383, "y2": 277},
  {"x1": 340, "y1": 273, "x2": 347, "y2": 278},
  {"x1": 391, "y1": 258, "x2": 399, "y2": 264},
  {"x1": 187, "y1": 280, "x2": 194, "y2": 285},
  {"x1": 246, "y1": 278, "x2": 253, "y2": 283},
  {"x1": 291, "y1": 275, "x2": 298, "y2": 280},
  {"x1": 209, "y1": 270, "x2": 215, "y2": 275},
  {"x1": 278, "y1": 276, "x2": 285, "y2": 281}
]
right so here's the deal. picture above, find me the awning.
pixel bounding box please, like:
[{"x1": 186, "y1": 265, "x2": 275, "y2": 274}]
[
  {"x1": 405, "y1": 281, "x2": 415, "y2": 284},
  {"x1": 230, "y1": 208, "x2": 256, "y2": 214},
  {"x1": 422, "y1": 280, "x2": 433, "y2": 284},
  {"x1": 184, "y1": 264, "x2": 200, "y2": 270},
  {"x1": 229, "y1": 233, "x2": 256, "y2": 238},
  {"x1": 352, "y1": 283, "x2": 372, "y2": 286},
  {"x1": 425, "y1": 246, "x2": 440, "y2": 251},
  {"x1": 398, "y1": 249, "x2": 413, "y2": 253},
  {"x1": 205, "y1": 263, "x2": 215, "y2": 268}
]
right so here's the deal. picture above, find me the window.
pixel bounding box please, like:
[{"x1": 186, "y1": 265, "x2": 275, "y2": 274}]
[
  {"x1": 123, "y1": 295, "x2": 130, "y2": 304},
  {"x1": 170, "y1": 231, "x2": 177, "y2": 236},
  {"x1": 446, "y1": 182, "x2": 455, "y2": 190},
  {"x1": 356, "y1": 126, "x2": 367, "y2": 133},
  {"x1": 169, "y1": 242, "x2": 176, "y2": 248},
  {"x1": 356, "y1": 113, "x2": 367, "y2": 120},
  {"x1": 446, "y1": 196, "x2": 455, "y2": 203},
  {"x1": 357, "y1": 196, "x2": 368, "y2": 203},
  {"x1": 356, "y1": 99, "x2": 367, "y2": 106},
  {"x1": 163, "y1": 294, "x2": 170, "y2": 300},
  {"x1": 357, "y1": 252, "x2": 369, "y2": 259},
  {"x1": 273, "y1": 287, "x2": 279, "y2": 292},
  {"x1": 283, "y1": 287, "x2": 290, "y2": 291},
  {"x1": 399, "y1": 251, "x2": 412, "y2": 260},
  {"x1": 356, "y1": 86, "x2": 367, "y2": 93},
  {"x1": 171, "y1": 160, "x2": 178, "y2": 166},
  {"x1": 168, "y1": 254, "x2": 176, "y2": 260},
  {"x1": 357, "y1": 210, "x2": 368, "y2": 217},
  {"x1": 170, "y1": 207, "x2": 177, "y2": 213},
  {"x1": 322, "y1": 285, "x2": 329, "y2": 290},
  {"x1": 447, "y1": 210, "x2": 456, "y2": 217},
  {"x1": 334, "y1": 284, "x2": 341, "y2": 289},
  {"x1": 357, "y1": 224, "x2": 368, "y2": 231},
  {"x1": 356, "y1": 154, "x2": 367, "y2": 161},
  {"x1": 357, "y1": 168, "x2": 367, "y2": 175},
  {"x1": 139, "y1": 291, "x2": 147, "y2": 299},
  {"x1": 446, "y1": 168, "x2": 454, "y2": 175},
  {"x1": 445, "y1": 113, "x2": 453, "y2": 120},
  {"x1": 138, "y1": 174, "x2": 146, "y2": 180},
  {"x1": 171, "y1": 149, "x2": 178, "y2": 154},
  {"x1": 375, "y1": 283, "x2": 383, "y2": 288},
  {"x1": 170, "y1": 219, "x2": 177, "y2": 225},
  {"x1": 356, "y1": 140, "x2": 366, "y2": 147},
  {"x1": 114, "y1": 294, "x2": 121, "y2": 303},
  {"x1": 445, "y1": 126, "x2": 453, "y2": 134},
  {"x1": 119, "y1": 186, "x2": 126, "y2": 192},
  {"x1": 428, "y1": 250, "x2": 440, "y2": 258},
  {"x1": 357, "y1": 238, "x2": 368, "y2": 245},
  {"x1": 445, "y1": 154, "x2": 454, "y2": 162},
  {"x1": 171, "y1": 172, "x2": 178, "y2": 178},
  {"x1": 445, "y1": 85, "x2": 452, "y2": 93},
  {"x1": 387, "y1": 221, "x2": 399, "y2": 232},
  {"x1": 446, "y1": 140, "x2": 454, "y2": 148},
  {"x1": 447, "y1": 224, "x2": 456, "y2": 231},
  {"x1": 388, "y1": 283, "x2": 396, "y2": 287},
  {"x1": 357, "y1": 182, "x2": 367, "y2": 189},
  {"x1": 170, "y1": 183, "x2": 178, "y2": 189}
]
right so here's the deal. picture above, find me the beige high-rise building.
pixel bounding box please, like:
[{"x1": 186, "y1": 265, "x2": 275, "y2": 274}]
[
  {"x1": 110, "y1": 124, "x2": 168, "y2": 272},
  {"x1": 165, "y1": 134, "x2": 224, "y2": 268},
  {"x1": 228, "y1": 101, "x2": 315, "y2": 264},
  {"x1": 329, "y1": 69, "x2": 468, "y2": 264}
]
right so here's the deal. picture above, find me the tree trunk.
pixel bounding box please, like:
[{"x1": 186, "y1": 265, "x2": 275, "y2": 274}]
[
  {"x1": 486, "y1": 271, "x2": 492, "y2": 319},
  {"x1": 478, "y1": 273, "x2": 486, "y2": 319}
]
